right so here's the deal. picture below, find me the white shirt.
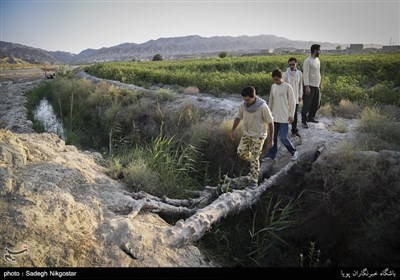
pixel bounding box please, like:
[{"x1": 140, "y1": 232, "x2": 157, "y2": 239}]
[
  {"x1": 283, "y1": 68, "x2": 303, "y2": 104},
  {"x1": 268, "y1": 82, "x2": 296, "y2": 123},
  {"x1": 303, "y1": 56, "x2": 321, "y2": 87},
  {"x1": 236, "y1": 103, "x2": 274, "y2": 137}
]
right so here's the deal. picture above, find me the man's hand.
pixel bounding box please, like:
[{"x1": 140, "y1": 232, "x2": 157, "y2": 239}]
[
  {"x1": 299, "y1": 97, "x2": 302, "y2": 102},
  {"x1": 288, "y1": 117, "x2": 294, "y2": 124},
  {"x1": 305, "y1": 85, "x2": 311, "y2": 95},
  {"x1": 229, "y1": 130, "x2": 236, "y2": 141},
  {"x1": 267, "y1": 138, "x2": 274, "y2": 149}
]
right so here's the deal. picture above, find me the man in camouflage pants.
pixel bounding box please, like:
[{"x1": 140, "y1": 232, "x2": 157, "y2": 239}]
[{"x1": 230, "y1": 86, "x2": 274, "y2": 187}]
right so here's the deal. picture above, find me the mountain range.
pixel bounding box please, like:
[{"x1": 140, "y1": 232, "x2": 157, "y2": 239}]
[{"x1": 0, "y1": 34, "x2": 340, "y2": 64}]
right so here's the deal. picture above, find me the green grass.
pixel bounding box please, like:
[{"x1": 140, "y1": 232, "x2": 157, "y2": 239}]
[{"x1": 85, "y1": 53, "x2": 400, "y2": 105}]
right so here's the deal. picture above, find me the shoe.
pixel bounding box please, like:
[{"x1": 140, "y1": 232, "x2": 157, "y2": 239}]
[
  {"x1": 291, "y1": 151, "x2": 298, "y2": 161},
  {"x1": 261, "y1": 156, "x2": 276, "y2": 162},
  {"x1": 248, "y1": 181, "x2": 258, "y2": 189},
  {"x1": 292, "y1": 131, "x2": 301, "y2": 138},
  {"x1": 308, "y1": 118, "x2": 319, "y2": 123},
  {"x1": 301, "y1": 122, "x2": 309, "y2": 129}
]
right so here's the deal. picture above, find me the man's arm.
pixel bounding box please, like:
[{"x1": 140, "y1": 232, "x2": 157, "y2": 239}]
[
  {"x1": 230, "y1": 118, "x2": 241, "y2": 140},
  {"x1": 299, "y1": 71, "x2": 304, "y2": 101},
  {"x1": 268, "y1": 85, "x2": 274, "y2": 111},
  {"x1": 303, "y1": 59, "x2": 311, "y2": 95},
  {"x1": 266, "y1": 122, "x2": 274, "y2": 148},
  {"x1": 288, "y1": 85, "x2": 296, "y2": 124}
]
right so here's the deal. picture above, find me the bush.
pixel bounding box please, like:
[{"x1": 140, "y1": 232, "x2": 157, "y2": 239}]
[
  {"x1": 86, "y1": 53, "x2": 400, "y2": 103},
  {"x1": 317, "y1": 103, "x2": 333, "y2": 117},
  {"x1": 334, "y1": 99, "x2": 361, "y2": 118},
  {"x1": 367, "y1": 83, "x2": 400, "y2": 105},
  {"x1": 358, "y1": 106, "x2": 400, "y2": 151},
  {"x1": 199, "y1": 193, "x2": 295, "y2": 267},
  {"x1": 152, "y1": 53, "x2": 163, "y2": 61},
  {"x1": 291, "y1": 143, "x2": 400, "y2": 266},
  {"x1": 154, "y1": 88, "x2": 177, "y2": 101},
  {"x1": 183, "y1": 86, "x2": 200, "y2": 95},
  {"x1": 124, "y1": 158, "x2": 161, "y2": 194},
  {"x1": 219, "y1": 51, "x2": 229, "y2": 58}
]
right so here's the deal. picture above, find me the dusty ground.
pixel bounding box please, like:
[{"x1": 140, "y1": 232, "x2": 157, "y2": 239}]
[{"x1": 0, "y1": 68, "x2": 46, "y2": 83}]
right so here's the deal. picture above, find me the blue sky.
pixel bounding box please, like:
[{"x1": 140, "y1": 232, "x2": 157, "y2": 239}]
[{"x1": 1, "y1": 0, "x2": 399, "y2": 54}]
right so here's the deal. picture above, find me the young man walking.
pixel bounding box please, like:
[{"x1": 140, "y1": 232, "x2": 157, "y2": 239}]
[
  {"x1": 283, "y1": 57, "x2": 303, "y2": 137},
  {"x1": 230, "y1": 86, "x2": 274, "y2": 187},
  {"x1": 268, "y1": 69, "x2": 298, "y2": 161},
  {"x1": 302, "y1": 44, "x2": 322, "y2": 128}
]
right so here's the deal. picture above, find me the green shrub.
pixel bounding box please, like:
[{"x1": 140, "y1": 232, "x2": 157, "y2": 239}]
[
  {"x1": 86, "y1": 53, "x2": 400, "y2": 103},
  {"x1": 152, "y1": 53, "x2": 163, "y2": 61},
  {"x1": 358, "y1": 106, "x2": 400, "y2": 150},
  {"x1": 219, "y1": 51, "x2": 229, "y2": 58},
  {"x1": 291, "y1": 142, "x2": 400, "y2": 266}
]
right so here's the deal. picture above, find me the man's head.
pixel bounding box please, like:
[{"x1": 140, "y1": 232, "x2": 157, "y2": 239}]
[
  {"x1": 288, "y1": 57, "x2": 298, "y2": 71},
  {"x1": 271, "y1": 69, "x2": 283, "y2": 84},
  {"x1": 241, "y1": 86, "x2": 257, "y2": 106},
  {"x1": 311, "y1": 44, "x2": 321, "y2": 57}
]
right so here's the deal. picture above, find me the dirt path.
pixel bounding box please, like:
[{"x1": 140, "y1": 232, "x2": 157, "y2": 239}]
[{"x1": 77, "y1": 70, "x2": 359, "y2": 173}]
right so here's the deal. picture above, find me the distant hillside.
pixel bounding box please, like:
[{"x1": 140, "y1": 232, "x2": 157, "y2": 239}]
[
  {"x1": 1, "y1": 35, "x2": 340, "y2": 64},
  {"x1": 0, "y1": 41, "x2": 74, "y2": 64},
  {"x1": 0, "y1": 56, "x2": 33, "y2": 65}
]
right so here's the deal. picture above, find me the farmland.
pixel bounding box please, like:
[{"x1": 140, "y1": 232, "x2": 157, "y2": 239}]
[{"x1": 85, "y1": 53, "x2": 400, "y2": 105}]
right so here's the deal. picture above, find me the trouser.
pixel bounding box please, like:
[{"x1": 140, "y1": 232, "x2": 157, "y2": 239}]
[
  {"x1": 237, "y1": 135, "x2": 266, "y2": 183},
  {"x1": 268, "y1": 122, "x2": 296, "y2": 160},
  {"x1": 302, "y1": 86, "x2": 320, "y2": 122},
  {"x1": 292, "y1": 104, "x2": 299, "y2": 133}
]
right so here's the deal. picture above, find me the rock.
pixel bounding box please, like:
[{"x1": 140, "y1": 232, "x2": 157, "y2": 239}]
[
  {"x1": 0, "y1": 130, "x2": 28, "y2": 168},
  {"x1": 0, "y1": 129, "x2": 216, "y2": 267}
]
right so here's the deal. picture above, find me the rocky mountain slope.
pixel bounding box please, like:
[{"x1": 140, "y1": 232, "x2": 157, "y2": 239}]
[
  {"x1": 0, "y1": 79, "x2": 216, "y2": 267},
  {"x1": 1, "y1": 34, "x2": 339, "y2": 64}
]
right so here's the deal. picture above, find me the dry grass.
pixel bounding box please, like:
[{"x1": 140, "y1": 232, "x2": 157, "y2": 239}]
[
  {"x1": 329, "y1": 121, "x2": 347, "y2": 133},
  {"x1": 318, "y1": 103, "x2": 333, "y2": 117},
  {"x1": 183, "y1": 86, "x2": 200, "y2": 95},
  {"x1": 358, "y1": 105, "x2": 400, "y2": 151},
  {"x1": 334, "y1": 99, "x2": 361, "y2": 118}
]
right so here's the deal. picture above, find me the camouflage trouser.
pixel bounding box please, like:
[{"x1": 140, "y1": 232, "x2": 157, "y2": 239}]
[{"x1": 237, "y1": 135, "x2": 266, "y2": 183}]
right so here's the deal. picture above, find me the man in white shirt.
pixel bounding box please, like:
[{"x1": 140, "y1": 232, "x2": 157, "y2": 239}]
[
  {"x1": 230, "y1": 86, "x2": 274, "y2": 187},
  {"x1": 283, "y1": 57, "x2": 303, "y2": 137},
  {"x1": 302, "y1": 44, "x2": 322, "y2": 128},
  {"x1": 267, "y1": 69, "x2": 298, "y2": 161}
]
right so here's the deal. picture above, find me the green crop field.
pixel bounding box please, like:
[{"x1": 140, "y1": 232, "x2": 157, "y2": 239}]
[{"x1": 85, "y1": 53, "x2": 400, "y2": 105}]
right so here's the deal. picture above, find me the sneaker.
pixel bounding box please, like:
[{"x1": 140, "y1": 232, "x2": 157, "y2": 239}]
[
  {"x1": 292, "y1": 131, "x2": 301, "y2": 138},
  {"x1": 291, "y1": 151, "x2": 298, "y2": 161},
  {"x1": 261, "y1": 156, "x2": 276, "y2": 162},
  {"x1": 301, "y1": 122, "x2": 309, "y2": 129},
  {"x1": 308, "y1": 118, "x2": 319, "y2": 123},
  {"x1": 248, "y1": 181, "x2": 258, "y2": 189}
]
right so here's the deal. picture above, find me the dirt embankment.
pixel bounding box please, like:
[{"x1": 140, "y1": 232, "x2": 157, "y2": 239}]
[{"x1": 0, "y1": 75, "x2": 217, "y2": 267}]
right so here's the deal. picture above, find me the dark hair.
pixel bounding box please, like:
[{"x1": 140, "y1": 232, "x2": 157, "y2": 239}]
[
  {"x1": 241, "y1": 86, "x2": 256, "y2": 97},
  {"x1": 271, "y1": 69, "x2": 282, "y2": 78},
  {"x1": 311, "y1": 44, "x2": 321, "y2": 53},
  {"x1": 288, "y1": 57, "x2": 297, "y2": 63}
]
